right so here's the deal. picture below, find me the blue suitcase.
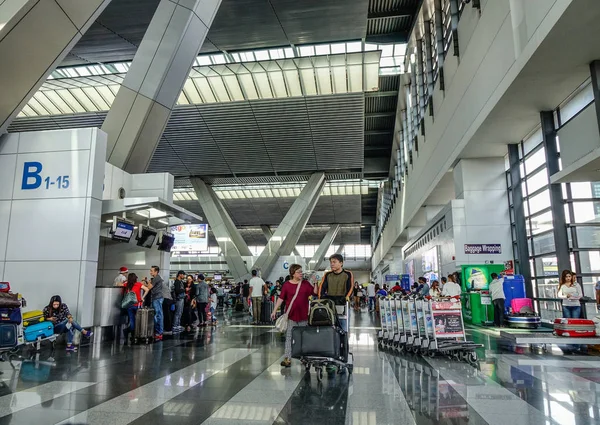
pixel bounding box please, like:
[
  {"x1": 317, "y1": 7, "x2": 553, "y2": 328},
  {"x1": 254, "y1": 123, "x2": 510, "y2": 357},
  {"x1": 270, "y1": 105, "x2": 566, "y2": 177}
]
[{"x1": 24, "y1": 322, "x2": 54, "y2": 342}]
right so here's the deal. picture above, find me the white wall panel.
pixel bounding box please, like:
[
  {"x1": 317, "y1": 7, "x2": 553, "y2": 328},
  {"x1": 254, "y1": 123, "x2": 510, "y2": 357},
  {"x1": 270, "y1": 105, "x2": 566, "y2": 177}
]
[
  {"x1": 0, "y1": 201, "x2": 11, "y2": 262},
  {"x1": 0, "y1": 155, "x2": 16, "y2": 200},
  {"x1": 17, "y1": 128, "x2": 93, "y2": 153},
  {"x1": 3, "y1": 260, "x2": 82, "y2": 318},
  {"x1": 6, "y1": 198, "x2": 87, "y2": 261},
  {"x1": 0, "y1": 133, "x2": 19, "y2": 155},
  {"x1": 12, "y1": 150, "x2": 91, "y2": 200}
]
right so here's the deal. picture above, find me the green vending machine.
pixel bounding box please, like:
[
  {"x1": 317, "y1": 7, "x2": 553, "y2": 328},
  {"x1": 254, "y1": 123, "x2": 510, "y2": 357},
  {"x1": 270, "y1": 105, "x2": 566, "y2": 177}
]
[{"x1": 460, "y1": 264, "x2": 504, "y2": 325}]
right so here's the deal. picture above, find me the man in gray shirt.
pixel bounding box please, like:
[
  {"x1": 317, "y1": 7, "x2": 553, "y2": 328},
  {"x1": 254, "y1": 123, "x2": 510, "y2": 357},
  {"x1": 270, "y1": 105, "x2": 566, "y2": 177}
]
[
  {"x1": 146, "y1": 265, "x2": 164, "y2": 341},
  {"x1": 193, "y1": 274, "x2": 210, "y2": 327}
]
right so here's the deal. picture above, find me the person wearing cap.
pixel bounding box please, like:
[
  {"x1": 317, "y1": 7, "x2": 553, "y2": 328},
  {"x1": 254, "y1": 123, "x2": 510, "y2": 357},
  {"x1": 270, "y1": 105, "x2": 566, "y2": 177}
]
[
  {"x1": 114, "y1": 267, "x2": 128, "y2": 287},
  {"x1": 173, "y1": 270, "x2": 186, "y2": 333}
]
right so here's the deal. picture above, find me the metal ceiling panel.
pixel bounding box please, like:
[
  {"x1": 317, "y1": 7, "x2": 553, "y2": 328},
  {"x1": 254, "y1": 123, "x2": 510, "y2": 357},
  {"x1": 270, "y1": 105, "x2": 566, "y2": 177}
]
[
  {"x1": 305, "y1": 94, "x2": 364, "y2": 170},
  {"x1": 270, "y1": 0, "x2": 369, "y2": 45}
]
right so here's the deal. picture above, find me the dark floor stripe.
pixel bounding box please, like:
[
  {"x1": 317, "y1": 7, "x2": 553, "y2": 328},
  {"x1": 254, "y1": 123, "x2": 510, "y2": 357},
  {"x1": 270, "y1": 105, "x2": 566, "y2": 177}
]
[{"x1": 127, "y1": 345, "x2": 285, "y2": 425}]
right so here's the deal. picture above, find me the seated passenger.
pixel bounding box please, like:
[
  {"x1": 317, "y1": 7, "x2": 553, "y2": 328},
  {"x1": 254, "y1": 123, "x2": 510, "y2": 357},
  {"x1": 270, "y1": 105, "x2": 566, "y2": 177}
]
[{"x1": 43, "y1": 295, "x2": 92, "y2": 352}]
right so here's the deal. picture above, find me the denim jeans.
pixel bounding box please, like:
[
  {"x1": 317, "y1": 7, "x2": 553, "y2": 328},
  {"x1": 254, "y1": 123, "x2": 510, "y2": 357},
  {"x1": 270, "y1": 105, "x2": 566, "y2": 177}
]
[
  {"x1": 174, "y1": 298, "x2": 184, "y2": 328},
  {"x1": 562, "y1": 305, "x2": 581, "y2": 319},
  {"x1": 54, "y1": 319, "x2": 83, "y2": 344},
  {"x1": 152, "y1": 298, "x2": 164, "y2": 335},
  {"x1": 369, "y1": 297, "x2": 376, "y2": 311},
  {"x1": 127, "y1": 306, "x2": 138, "y2": 331},
  {"x1": 210, "y1": 306, "x2": 216, "y2": 323}
]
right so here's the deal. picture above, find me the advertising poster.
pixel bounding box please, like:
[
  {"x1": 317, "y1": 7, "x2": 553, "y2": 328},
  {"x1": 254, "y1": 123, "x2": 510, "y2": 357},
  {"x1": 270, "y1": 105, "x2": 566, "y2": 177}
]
[
  {"x1": 405, "y1": 260, "x2": 415, "y2": 285},
  {"x1": 461, "y1": 264, "x2": 505, "y2": 291},
  {"x1": 433, "y1": 311, "x2": 463, "y2": 337},
  {"x1": 170, "y1": 224, "x2": 209, "y2": 253}
]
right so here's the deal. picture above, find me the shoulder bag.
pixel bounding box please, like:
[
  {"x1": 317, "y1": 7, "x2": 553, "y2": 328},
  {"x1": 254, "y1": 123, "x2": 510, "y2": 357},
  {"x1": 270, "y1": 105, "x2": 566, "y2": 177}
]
[
  {"x1": 275, "y1": 282, "x2": 302, "y2": 333},
  {"x1": 121, "y1": 290, "x2": 137, "y2": 309}
]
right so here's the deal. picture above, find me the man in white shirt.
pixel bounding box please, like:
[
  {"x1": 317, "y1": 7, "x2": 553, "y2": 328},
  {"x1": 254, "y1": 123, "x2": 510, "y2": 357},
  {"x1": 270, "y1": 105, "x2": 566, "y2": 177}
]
[
  {"x1": 249, "y1": 270, "x2": 266, "y2": 325},
  {"x1": 442, "y1": 278, "x2": 462, "y2": 297},
  {"x1": 489, "y1": 273, "x2": 505, "y2": 327},
  {"x1": 114, "y1": 267, "x2": 128, "y2": 287},
  {"x1": 367, "y1": 282, "x2": 376, "y2": 312}
]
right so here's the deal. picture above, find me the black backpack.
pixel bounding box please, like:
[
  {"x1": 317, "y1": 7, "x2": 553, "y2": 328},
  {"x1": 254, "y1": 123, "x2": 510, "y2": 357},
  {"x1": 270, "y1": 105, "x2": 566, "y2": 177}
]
[{"x1": 309, "y1": 299, "x2": 337, "y2": 326}]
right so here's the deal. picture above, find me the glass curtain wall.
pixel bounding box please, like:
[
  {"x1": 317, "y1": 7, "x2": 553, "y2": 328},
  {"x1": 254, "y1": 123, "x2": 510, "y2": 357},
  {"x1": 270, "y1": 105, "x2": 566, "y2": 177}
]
[{"x1": 507, "y1": 80, "x2": 599, "y2": 321}]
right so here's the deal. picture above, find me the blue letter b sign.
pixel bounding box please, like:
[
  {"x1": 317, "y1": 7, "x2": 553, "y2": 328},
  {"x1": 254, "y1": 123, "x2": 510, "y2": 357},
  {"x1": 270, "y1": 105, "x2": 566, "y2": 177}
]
[{"x1": 21, "y1": 161, "x2": 43, "y2": 190}]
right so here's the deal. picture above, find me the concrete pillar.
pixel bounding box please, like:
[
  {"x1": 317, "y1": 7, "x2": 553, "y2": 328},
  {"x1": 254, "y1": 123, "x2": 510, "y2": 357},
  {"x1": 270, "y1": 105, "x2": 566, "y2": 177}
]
[
  {"x1": 190, "y1": 178, "x2": 248, "y2": 279},
  {"x1": 253, "y1": 173, "x2": 325, "y2": 277},
  {"x1": 261, "y1": 225, "x2": 301, "y2": 257},
  {"x1": 453, "y1": 158, "x2": 512, "y2": 265},
  {"x1": 425, "y1": 205, "x2": 444, "y2": 222},
  {"x1": 103, "y1": 0, "x2": 221, "y2": 173},
  {"x1": 0, "y1": 0, "x2": 111, "y2": 134},
  {"x1": 307, "y1": 225, "x2": 340, "y2": 271},
  {"x1": 541, "y1": 111, "x2": 571, "y2": 273},
  {"x1": 319, "y1": 244, "x2": 345, "y2": 271}
]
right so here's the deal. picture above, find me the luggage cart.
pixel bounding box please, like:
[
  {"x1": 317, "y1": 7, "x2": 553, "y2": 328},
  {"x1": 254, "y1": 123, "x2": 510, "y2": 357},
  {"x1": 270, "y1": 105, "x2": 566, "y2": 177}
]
[
  {"x1": 391, "y1": 296, "x2": 404, "y2": 351},
  {"x1": 427, "y1": 298, "x2": 482, "y2": 364},
  {"x1": 397, "y1": 296, "x2": 412, "y2": 353},
  {"x1": 420, "y1": 297, "x2": 435, "y2": 355},
  {"x1": 404, "y1": 296, "x2": 419, "y2": 352},
  {"x1": 377, "y1": 296, "x2": 389, "y2": 347},
  {"x1": 301, "y1": 300, "x2": 354, "y2": 381},
  {"x1": 412, "y1": 297, "x2": 427, "y2": 354}
]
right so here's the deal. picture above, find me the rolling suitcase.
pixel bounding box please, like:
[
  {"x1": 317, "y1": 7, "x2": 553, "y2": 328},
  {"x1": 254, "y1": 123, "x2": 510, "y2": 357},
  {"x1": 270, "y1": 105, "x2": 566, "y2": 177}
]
[
  {"x1": 22, "y1": 310, "x2": 44, "y2": 327},
  {"x1": 506, "y1": 315, "x2": 541, "y2": 329},
  {"x1": 291, "y1": 326, "x2": 348, "y2": 362},
  {"x1": 511, "y1": 298, "x2": 534, "y2": 314},
  {"x1": 554, "y1": 318, "x2": 596, "y2": 337},
  {"x1": 134, "y1": 307, "x2": 155, "y2": 344},
  {"x1": 0, "y1": 324, "x2": 17, "y2": 348},
  {"x1": 260, "y1": 299, "x2": 273, "y2": 324},
  {"x1": 24, "y1": 322, "x2": 54, "y2": 342}
]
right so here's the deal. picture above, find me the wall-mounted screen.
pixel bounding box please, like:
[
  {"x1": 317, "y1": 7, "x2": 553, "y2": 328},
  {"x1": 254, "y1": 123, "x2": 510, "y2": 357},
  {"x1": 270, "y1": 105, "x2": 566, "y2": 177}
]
[
  {"x1": 213, "y1": 274, "x2": 222, "y2": 281},
  {"x1": 157, "y1": 232, "x2": 175, "y2": 252},
  {"x1": 170, "y1": 224, "x2": 208, "y2": 252},
  {"x1": 136, "y1": 225, "x2": 157, "y2": 248},
  {"x1": 111, "y1": 217, "x2": 134, "y2": 243}
]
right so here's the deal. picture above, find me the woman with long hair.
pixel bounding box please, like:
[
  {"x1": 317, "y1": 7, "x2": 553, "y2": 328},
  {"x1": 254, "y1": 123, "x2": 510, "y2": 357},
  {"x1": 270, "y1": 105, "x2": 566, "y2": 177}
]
[
  {"x1": 430, "y1": 280, "x2": 441, "y2": 298},
  {"x1": 124, "y1": 273, "x2": 144, "y2": 341},
  {"x1": 43, "y1": 295, "x2": 92, "y2": 352},
  {"x1": 271, "y1": 264, "x2": 316, "y2": 368},
  {"x1": 557, "y1": 269, "x2": 582, "y2": 318}
]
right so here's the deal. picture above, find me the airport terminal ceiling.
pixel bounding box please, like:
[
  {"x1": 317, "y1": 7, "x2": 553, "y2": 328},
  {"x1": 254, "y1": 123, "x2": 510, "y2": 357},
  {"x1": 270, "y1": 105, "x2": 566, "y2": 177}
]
[{"x1": 7, "y1": 0, "x2": 422, "y2": 245}]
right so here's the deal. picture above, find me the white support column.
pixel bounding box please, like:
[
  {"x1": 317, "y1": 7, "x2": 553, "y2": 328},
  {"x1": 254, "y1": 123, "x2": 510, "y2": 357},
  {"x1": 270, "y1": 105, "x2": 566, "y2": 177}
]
[
  {"x1": 253, "y1": 173, "x2": 325, "y2": 278},
  {"x1": 319, "y1": 244, "x2": 345, "y2": 271},
  {"x1": 0, "y1": 0, "x2": 111, "y2": 134},
  {"x1": 307, "y1": 225, "x2": 340, "y2": 271},
  {"x1": 261, "y1": 225, "x2": 301, "y2": 256},
  {"x1": 191, "y1": 178, "x2": 248, "y2": 279},
  {"x1": 102, "y1": 0, "x2": 221, "y2": 173}
]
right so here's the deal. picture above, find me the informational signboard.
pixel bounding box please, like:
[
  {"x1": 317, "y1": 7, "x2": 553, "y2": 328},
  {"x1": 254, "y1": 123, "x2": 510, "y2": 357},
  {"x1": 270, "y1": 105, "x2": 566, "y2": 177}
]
[
  {"x1": 464, "y1": 244, "x2": 502, "y2": 254},
  {"x1": 480, "y1": 295, "x2": 492, "y2": 305},
  {"x1": 385, "y1": 274, "x2": 400, "y2": 282},
  {"x1": 432, "y1": 311, "x2": 464, "y2": 337},
  {"x1": 170, "y1": 224, "x2": 208, "y2": 252}
]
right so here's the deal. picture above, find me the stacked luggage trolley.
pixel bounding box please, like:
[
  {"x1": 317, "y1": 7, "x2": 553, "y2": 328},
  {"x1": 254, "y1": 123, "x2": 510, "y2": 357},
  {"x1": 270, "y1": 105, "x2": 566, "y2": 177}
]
[
  {"x1": 378, "y1": 295, "x2": 482, "y2": 365},
  {"x1": 291, "y1": 297, "x2": 354, "y2": 381}
]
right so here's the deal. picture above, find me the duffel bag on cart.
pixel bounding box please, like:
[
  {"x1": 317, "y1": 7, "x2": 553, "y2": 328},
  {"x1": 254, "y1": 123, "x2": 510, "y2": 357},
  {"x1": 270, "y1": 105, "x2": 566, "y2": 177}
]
[
  {"x1": 291, "y1": 326, "x2": 348, "y2": 361},
  {"x1": 554, "y1": 318, "x2": 596, "y2": 337},
  {"x1": 308, "y1": 299, "x2": 337, "y2": 326},
  {"x1": 22, "y1": 310, "x2": 44, "y2": 327},
  {"x1": 0, "y1": 308, "x2": 21, "y2": 324}
]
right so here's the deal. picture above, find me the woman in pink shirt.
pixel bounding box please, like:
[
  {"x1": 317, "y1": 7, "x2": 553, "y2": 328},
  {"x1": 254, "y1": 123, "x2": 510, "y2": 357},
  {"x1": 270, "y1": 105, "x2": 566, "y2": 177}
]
[{"x1": 271, "y1": 264, "x2": 316, "y2": 367}]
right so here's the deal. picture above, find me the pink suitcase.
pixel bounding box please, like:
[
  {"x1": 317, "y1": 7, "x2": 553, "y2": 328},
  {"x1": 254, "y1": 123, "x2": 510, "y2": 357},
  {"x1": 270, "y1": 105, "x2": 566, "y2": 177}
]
[{"x1": 511, "y1": 298, "x2": 533, "y2": 314}]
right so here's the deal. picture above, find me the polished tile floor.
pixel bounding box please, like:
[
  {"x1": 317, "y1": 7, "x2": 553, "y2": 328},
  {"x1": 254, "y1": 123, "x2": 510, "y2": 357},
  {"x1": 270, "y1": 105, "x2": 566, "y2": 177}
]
[{"x1": 0, "y1": 308, "x2": 598, "y2": 424}]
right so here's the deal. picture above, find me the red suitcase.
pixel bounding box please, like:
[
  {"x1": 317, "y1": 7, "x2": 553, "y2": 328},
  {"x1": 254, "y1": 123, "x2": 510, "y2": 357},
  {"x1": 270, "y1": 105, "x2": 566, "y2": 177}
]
[{"x1": 553, "y1": 318, "x2": 596, "y2": 337}]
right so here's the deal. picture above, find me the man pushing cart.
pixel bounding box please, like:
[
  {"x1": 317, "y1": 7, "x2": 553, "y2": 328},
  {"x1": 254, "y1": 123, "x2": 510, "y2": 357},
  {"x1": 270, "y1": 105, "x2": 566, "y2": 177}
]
[{"x1": 290, "y1": 254, "x2": 355, "y2": 380}]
